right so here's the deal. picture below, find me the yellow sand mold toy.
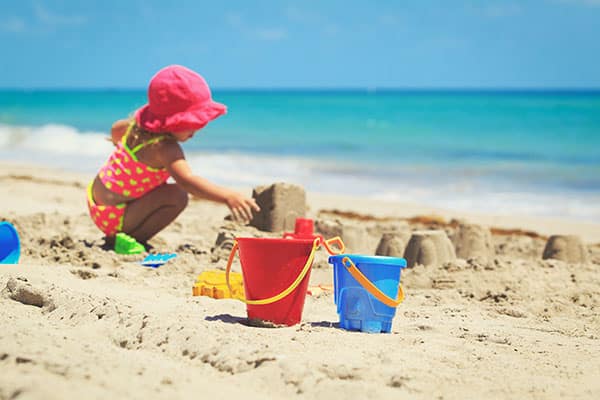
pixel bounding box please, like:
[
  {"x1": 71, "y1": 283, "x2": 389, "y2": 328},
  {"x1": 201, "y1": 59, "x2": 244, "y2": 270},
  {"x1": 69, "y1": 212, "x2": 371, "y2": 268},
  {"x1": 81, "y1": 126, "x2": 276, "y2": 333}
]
[
  {"x1": 192, "y1": 270, "x2": 245, "y2": 300},
  {"x1": 192, "y1": 270, "x2": 334, "y2": 300}
]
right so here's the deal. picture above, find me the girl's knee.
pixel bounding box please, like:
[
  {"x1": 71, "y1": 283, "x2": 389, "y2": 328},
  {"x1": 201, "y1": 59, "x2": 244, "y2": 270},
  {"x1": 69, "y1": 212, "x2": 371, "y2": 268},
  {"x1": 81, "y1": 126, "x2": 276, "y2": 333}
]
[{"x1": 170, "y1": 185, "x2": 189, "y2": 210}]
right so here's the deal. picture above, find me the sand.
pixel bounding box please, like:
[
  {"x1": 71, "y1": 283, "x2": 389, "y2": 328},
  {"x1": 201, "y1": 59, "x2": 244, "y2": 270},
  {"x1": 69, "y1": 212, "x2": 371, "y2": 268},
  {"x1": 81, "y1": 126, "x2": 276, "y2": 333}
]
[{"x1": 1, "y1": 161, "x2": 599, "y2": 400}]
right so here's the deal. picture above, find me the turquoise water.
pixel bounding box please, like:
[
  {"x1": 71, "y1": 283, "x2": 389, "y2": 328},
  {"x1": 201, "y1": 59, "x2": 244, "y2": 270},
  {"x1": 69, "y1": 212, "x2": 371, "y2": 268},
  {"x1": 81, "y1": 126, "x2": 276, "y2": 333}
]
[{"x1": 1, "y1": 90, "x2": 599, "y2": 220}]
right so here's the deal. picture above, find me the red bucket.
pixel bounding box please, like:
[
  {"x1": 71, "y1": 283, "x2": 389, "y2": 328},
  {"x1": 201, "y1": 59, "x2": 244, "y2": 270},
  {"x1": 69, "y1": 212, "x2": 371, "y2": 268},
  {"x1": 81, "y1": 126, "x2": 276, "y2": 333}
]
[{"x1": 227, "y1": 237, "x2": 319, "y2": 326}]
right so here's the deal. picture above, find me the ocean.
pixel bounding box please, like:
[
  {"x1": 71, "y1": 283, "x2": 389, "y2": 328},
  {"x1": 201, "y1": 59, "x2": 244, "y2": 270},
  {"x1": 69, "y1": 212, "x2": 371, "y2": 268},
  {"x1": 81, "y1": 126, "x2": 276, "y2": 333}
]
[{"x1": 1, "y1": 89, "x2": 599, "y2": 221}]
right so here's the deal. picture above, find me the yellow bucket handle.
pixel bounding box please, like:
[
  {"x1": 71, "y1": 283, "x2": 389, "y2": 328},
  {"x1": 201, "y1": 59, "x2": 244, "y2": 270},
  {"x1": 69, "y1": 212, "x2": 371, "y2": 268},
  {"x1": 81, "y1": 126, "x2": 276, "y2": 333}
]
[
  {"x1": 226, "y1": 237, "x2": 321, "y2": 305},
  {"x1": 341, "y1": 256, "x2": 405, "y2": 308}
]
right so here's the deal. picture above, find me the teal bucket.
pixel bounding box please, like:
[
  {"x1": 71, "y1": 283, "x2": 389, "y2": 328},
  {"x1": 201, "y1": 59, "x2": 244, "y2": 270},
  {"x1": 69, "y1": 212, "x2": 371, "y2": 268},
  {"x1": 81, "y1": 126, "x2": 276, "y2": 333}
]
[
  {"x1": 328, "y1": 254, "x2": 406, "y2": 333},
  {"x1": 0, "y1": 222, "x2": 20, "y2": 264}
]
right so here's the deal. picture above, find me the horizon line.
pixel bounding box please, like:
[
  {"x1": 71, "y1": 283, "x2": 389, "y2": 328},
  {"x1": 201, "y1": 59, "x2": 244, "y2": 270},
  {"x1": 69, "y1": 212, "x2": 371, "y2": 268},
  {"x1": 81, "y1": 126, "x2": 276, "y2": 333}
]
[{"x1": 2, "y1": 86, "x2": 600, "y2": 93}]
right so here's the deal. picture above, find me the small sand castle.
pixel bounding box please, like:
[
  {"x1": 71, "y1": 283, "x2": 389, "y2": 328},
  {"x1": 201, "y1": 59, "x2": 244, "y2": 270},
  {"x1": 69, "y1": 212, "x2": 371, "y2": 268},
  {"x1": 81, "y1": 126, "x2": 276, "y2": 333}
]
[
  {"x1": 341, "y1": 223, "x2": 371, "y2": 253},
  {"x1": 210, "y1": 229, "x2": 236, "y2": 262},
  {"x1": 315, "y1": 219, "x2": 371, "y2": 254},
  {"x1": 375, "y1": 233, "x2": 406, "y2": 257},
  {"x1": 404, "y1": 230, "x2": 456, "y2": 267},
  {"x1": 249, "y1": 182, "x2": 307, "y2": 232},
  {"x1": 542, "y1": 235, "x2": 589, "y2": 263},
  {"x1": 451, "y1": 222, "x2": 495, "y2": 265},
  {"x1": 375, "y1": 222, "x2": 412, "y2": 257}
]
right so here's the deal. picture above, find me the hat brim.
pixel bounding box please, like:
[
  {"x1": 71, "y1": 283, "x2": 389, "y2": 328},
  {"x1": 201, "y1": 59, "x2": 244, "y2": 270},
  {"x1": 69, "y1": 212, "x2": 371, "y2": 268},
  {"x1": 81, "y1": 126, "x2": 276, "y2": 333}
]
[{"x1": 135, "y1": 100, "x2": 227, "y2": 133}]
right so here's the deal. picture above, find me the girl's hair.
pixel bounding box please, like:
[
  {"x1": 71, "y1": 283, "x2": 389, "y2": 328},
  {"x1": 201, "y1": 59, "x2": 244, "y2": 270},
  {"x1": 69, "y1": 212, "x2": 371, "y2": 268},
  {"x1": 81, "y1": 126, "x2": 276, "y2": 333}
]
[{"x1": 127, "y1": 121, "x2": 174, "y2": 149}]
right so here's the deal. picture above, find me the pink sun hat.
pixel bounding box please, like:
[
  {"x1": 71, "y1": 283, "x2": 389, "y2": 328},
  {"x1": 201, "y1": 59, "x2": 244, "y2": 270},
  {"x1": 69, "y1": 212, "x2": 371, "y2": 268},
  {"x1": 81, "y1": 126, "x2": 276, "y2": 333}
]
[{"x1": 135, "y1": 65, "x2": 227, "y2": 133}]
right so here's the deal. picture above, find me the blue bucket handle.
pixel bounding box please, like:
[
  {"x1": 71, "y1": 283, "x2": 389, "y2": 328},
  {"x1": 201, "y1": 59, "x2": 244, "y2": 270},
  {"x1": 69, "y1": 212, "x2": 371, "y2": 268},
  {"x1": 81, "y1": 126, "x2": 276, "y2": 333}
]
[{"x1": 341, "y1": 256, "x2": 405, "y2": 308}]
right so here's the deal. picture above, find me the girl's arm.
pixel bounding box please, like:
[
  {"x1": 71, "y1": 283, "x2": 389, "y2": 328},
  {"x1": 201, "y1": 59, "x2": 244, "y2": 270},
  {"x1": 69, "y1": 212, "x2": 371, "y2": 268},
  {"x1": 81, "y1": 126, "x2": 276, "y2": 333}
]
[{"x1": 158, "y1": 141, "x2": 260, "y2": 222}]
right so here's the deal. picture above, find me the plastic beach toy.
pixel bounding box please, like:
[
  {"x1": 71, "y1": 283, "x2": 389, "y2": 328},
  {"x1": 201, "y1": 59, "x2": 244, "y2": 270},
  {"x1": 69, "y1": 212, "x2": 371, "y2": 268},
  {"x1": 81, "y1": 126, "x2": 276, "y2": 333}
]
[
  {"x1": 328, "y1": 254, "x2": 407, "y2": 333},
  {"x1": 226, "y1": 237, "x2": 319, "y2": 326},
  {"x1": 115, "y1": 233, "x2": 145, "y2": 255},
  {"x1": 194, "y1": 218, "x2": 344, "y2": 325},
  {"x1": 140, "y1": 253, "x2": 177, "y2": 268},
  {"x1": 224, "y1": 231, "x2": 345, "y2": 326},
  {"x1": 192, "y1": 269, "x2": 331, "y2": 299},
  {"x1": 0, "y1": 222, "x2": 20, "y2": 264},
  {"x1": 283, "y1": 218, "x2": 316, "y2": 239},
  {"x1": 193, "y1": 269, "x2": 245, "y2": 300}
]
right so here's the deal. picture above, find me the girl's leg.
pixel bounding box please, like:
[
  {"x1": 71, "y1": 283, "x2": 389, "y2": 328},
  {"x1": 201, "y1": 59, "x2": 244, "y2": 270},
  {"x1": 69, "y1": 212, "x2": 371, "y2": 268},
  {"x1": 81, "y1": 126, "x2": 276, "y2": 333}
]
[{"x1": 121, "y1": 183, "x2": 189, "y2": 243}]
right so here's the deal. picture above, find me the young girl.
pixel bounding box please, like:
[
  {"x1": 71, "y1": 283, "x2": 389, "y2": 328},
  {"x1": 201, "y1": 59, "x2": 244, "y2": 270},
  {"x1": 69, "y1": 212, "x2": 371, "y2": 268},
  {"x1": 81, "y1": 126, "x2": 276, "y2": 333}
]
[{"x1": 87, "y1": 65, "x2": 260, "y2": 247}]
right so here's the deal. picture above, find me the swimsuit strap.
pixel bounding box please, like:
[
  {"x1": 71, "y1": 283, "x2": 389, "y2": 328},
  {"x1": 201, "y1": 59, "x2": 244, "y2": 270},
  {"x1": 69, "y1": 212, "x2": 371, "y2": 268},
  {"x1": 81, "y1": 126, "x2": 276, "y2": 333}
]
[
  {"x1": 130, "y1": 135, "x2": 167, "y2": 154},
  {"x1": 121, "y1": 121, "x2": 168, "y2": 155},
  {"x1": 120, "y1": 121, "x2": 135, "y2": 148}
]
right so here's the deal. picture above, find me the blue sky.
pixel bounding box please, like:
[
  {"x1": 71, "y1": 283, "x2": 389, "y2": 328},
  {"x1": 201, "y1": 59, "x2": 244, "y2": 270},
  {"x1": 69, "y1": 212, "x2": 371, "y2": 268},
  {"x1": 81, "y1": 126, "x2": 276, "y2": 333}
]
[{"x1": 1, "y1": 0, "x2": 599, "y2": 88}]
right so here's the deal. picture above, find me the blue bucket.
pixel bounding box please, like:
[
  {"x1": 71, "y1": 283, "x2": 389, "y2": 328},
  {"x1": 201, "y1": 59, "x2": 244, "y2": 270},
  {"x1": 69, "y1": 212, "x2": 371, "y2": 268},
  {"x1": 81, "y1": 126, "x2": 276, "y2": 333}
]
[
  {"x1": 0, "y1": 222, "x2": 20, "y2": 264},
  {"x1": 328, "y1": 254, "x2": 407, "y2": 333}
]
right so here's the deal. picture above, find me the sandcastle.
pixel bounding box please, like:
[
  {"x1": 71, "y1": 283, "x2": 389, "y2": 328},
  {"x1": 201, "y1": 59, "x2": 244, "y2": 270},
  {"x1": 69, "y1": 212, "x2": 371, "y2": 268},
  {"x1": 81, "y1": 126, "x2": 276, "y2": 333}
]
[
  {"x1": 375, "y1": 223, "x2": 412, "y2": 257},
  {"x1": 249, "y1": 182, "x2": 307, "y2": 232},
  {"x1": 542, "y1": 235, "x2": 589, "y2": 263},
  {"x1": 315, "y1": 219, "x2": 371, "y2": 254},
  {"x1": 210, "y1": 229, "x2": 236, "y2": 262},
  {"x1": 451, "y1": 222, "x2": 495, "y2": 265},
  {"x1": 404, "y1": 230, "x2": 456, "y2": 267}
]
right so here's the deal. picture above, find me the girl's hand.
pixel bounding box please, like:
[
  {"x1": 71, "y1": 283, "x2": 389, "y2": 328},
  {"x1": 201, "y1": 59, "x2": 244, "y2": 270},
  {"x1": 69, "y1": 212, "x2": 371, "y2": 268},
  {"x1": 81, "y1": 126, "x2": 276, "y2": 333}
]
[
  {"x1": 161, "y1": 149, "x2": 260, "y2": 221},
  {"x1": 226, "y1": 192, "x2": 260, "y2": 223}
]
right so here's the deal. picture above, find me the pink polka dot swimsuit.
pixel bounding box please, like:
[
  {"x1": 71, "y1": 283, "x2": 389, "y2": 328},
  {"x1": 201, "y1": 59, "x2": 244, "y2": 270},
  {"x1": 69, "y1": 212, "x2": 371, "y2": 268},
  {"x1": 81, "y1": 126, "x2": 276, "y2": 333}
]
[
  {"x1": 87, "y1": 123, "x2": 170, "y2": 236},
  {"x1": 98, "y1": 128, "x2": 170, "y2": 198}
]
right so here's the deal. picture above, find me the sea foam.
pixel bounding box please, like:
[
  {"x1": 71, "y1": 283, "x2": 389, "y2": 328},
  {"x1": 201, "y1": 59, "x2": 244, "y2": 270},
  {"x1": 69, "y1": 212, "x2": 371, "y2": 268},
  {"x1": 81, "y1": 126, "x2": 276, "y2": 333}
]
[{"x1": 1, "y1": 123, "x2": 599, "y2": 222}]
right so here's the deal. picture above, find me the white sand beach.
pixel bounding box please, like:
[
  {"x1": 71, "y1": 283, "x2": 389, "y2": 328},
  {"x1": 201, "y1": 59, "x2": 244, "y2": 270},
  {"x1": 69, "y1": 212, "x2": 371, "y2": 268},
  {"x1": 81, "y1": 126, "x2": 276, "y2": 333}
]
[{"x1": 1, "y1": 161, "x2": 599, "y2": 399}]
